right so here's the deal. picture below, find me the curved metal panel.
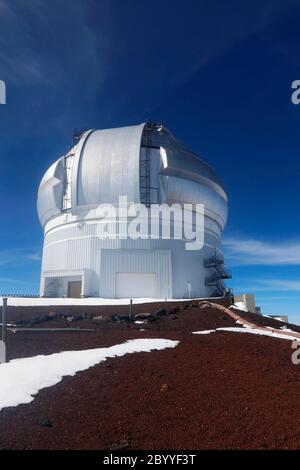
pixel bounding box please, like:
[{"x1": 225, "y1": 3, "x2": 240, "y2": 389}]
[
  {"x1": 161, "y1": 175, "x2": 228, "y2": 230},
  {"x1": 72, "y1": 124, "x2": 146, "y2": 210},
  {"x1": 38, "y1": 122, "x2": 227, "y2": 226},
  {"x1": 37, "y1": 158, "x2": 64, "y2": 227},
  {"x1": 141, "y1": 125, "x2": 226, "y2": 200},
  {"x1": 159, "y1": 146, "x2": 227, "y2": 201}
]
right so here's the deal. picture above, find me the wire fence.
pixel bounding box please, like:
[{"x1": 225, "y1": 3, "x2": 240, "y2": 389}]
[{"x1": 0, "y1": 294, "x2": 40, "y2": 298}]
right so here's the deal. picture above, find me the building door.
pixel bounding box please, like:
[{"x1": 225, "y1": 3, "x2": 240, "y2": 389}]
[
  {"x1": 68, "y1": 281, "x2": 82, "y2": 298},
  {"x1": 115, "y1": 272, "x2": 156, "y2": 298}
]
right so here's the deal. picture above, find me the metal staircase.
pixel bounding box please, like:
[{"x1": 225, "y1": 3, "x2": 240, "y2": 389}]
[
  {"x1": 62, "y1": 130, "x2": 87, "y2": 212},
  {"x1": 204, "y1": 250, "x2": 231, "y2": 297},
  {"x1": 62, "y1": 146, "x2": 77, "y2": 212},
  {"x1": 140, "y1": 124, "x2": 151, "y2": 206}
]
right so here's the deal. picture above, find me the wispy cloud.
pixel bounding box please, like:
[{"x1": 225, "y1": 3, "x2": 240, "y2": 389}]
[
  {"x1": 0, "y1": 277, "x2": 35, "y2": 286},
  {"x1": 224, "y1": 237, "x2": 300, "y2": 266},
  {"x1": 256, "y1": 295, "x2": 300, "y2": 301},
  {"x1": 233, "y1": 278, "x2": 300, "y2": 295},
  {"x1": 0, "y1": 248, "x2": 41, "y2": 267},
  {"x1": 255, "y1": 279, "x2": 300, "y2": 292},
  {"x1": 0, "y1": 0, "x2": 107, "y2": 88}
]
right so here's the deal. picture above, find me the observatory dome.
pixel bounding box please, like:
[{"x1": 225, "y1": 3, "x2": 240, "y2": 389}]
[{"x1": 38, "y1": 122, "x2": 230, "y2": 299}]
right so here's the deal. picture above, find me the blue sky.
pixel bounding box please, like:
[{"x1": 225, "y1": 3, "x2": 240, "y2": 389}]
[{"x1": 0, "y1": 0, "x2": 300, "y2": 321}]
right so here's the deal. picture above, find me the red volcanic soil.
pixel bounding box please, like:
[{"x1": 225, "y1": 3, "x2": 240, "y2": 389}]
[{"x1": 1, "y1": 302, "x2": 300, "y2": 450}]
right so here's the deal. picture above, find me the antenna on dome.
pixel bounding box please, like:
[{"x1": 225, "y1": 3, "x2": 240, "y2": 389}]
[
  {"x1": 145, "y1": 121, "x2": 164, "y2": 132},
  {"x1": 73, "y1": 128, "x2": 88, "y2": 144}
]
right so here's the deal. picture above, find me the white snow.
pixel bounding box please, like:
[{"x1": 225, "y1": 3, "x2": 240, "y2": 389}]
[
  {"x1": 280, "y1": 326, "x2": 296, "y2": 333},
  {"x1": 193, "y1": 327, "x2": 297, "y2": 341},
  {"x1": 230, "y1": 302, "x2": 249, "y2": 312},
  {"x1": 0, "y1": 297, "x2": 169, "y2": 307},
  {"x1": 0, "y1": 338, "x2": 179, "y2": 411},
  {"x1": 0, "y1": 297, "x2": 188, "y2": 307},
  {"x1": 193, "y1": 329, "x2": 215, "y2": 335},
  {"x1": 264, "y1": 324, "x2": 298, "y2": 334},
  {"x1": 0, "y1": 295, "x2": 224, "y2": 307}
]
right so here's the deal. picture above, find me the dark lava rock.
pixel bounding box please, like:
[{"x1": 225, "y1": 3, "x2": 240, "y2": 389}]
[
  {"x1": 112, "y1": 314, "x2": 130, "y2": 323},
  {"x1": 108, "y1": 439, "x2": 130, "y2": 450},
  {"x1": 182, "y1": 304, "x2": 192, "y2": 310},
  {"x1": 93, "y1": 315, "x2": 104, "y2": 321},
  {"x1": 38, "y1": 418, "x2": 52, "y2": 428},
  {"x1": 155, "y1": 308, "x2": 167, "y2": 317},
  {"x1": 73, "y1": 313, "x2": 86, "y2": 321},
  {"x1": 47, "y1": 312, "x2": 57, "y2": 320},
  {"x1": 135, "y1": 313, "x2": 153, "y2": 320},
  {"x1": 169, "y1": 307, "x2": 180, "y2": 315},
  {"x1": 27, "y1": 317, "x2": 43, "y2": 326}
]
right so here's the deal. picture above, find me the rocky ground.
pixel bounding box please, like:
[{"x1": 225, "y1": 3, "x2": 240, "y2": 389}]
[{"x1": 1, "y1": 300, "x2": 300, "y2": 450}]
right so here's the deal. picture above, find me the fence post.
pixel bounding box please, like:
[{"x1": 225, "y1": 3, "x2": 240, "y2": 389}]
[
  {"x1": 2, "y1": 297, "x2": 7, "y2": 343},
  {"x1": 1, "y1": 297, "x2": 7, "y2": 363},
  {"x1": 129, "y1": 298, "x2": 133, "y2": 320}
]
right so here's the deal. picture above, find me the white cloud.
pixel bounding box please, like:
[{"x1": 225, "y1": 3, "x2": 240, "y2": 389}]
[
  {"x1": 0, "y1": 248, "x2": 41, "y2": 267},
  {"x1": 224, "y1": 237, "x2": 300, "y2": 266},
  {"x1": 255, "y1": 279, "x2": 300, "y2": 292},
  {"x1": 232, "y1": 278, "x2": 300, "y2": 293},
  {"x1": 0, "y1": 277, "x2": 35, "y2": 285}
]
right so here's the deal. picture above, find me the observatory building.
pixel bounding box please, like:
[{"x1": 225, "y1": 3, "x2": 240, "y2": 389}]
[{"x1": 37, "y1": 122, "x2": 230, "y2": 299}]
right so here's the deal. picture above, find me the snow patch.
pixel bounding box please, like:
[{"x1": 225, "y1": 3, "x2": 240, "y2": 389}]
[
  {"x1": 0, "y1": 297, "x2": 217, "y2": 307},
  {"x1": 0, "y1": 338, "x2": 179, "y2": 411},
  {"x1": 192, "y1": 329, "x2": 215, "y2": 335},
  {"x1": 193, "y1": 327, "x2": 297, "y2": 341},
  {"x1": 280, "y1": 326, "x2": 296, "y2": 333},
  {"x1": 230, "y1": 302, "x2": 248, "y2": 312},
  {"x1": 0, "y1": 297, "x2": 169, "y2": 307}
]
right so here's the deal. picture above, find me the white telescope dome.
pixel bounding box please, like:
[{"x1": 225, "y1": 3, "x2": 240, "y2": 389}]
[{"x1": 38, "y1": 122, "x2": 230, "y2": 299}]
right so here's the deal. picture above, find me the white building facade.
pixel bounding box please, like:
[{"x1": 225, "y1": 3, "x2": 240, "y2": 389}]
[{"x1": 37, "y1": 122, "x2": 230, "y2": 298}]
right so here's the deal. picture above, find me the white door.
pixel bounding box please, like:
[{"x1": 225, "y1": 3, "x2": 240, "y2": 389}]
[{"x1": 115, "y1": 272, "x2": 157, "y2": 298}]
